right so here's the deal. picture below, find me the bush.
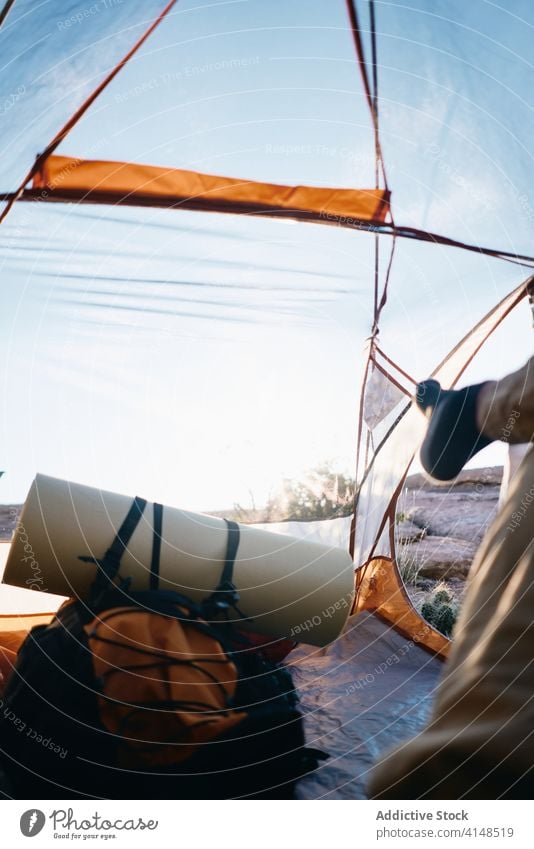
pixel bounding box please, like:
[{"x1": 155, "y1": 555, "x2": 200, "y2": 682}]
[
  {"x1": 228, "y1": 463, "x2": 356, "y2": 522},
  {"x1": 275, "y1": 464, "x2": 356, "y2": 521}
]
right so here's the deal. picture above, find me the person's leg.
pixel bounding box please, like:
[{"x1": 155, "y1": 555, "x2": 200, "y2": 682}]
[
  {"x1": 368, "y1": 444, "x2": 534, "y2": 799},
  {"x1": 417, "y1": 357, "x2": 534, "y2": 481},
  {"x1": 476, "y1": 358, "x2": 534, "y2": 443}
]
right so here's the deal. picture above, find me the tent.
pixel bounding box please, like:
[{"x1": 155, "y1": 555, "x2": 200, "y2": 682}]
[{"x1": 1, "y1": 0, "x2": 533, "y2": 798}]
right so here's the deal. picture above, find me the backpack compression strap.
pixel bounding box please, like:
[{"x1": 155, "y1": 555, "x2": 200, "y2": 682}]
[
  {"x1": 80, "y1": 501, "x2": 245, "y2": 619},
  {"x1": 79, "y1": 495, "x2": 147, "y2": 604},
  {"x1": 150, "y1": 502, "x2": 164, "y2": 590},
  {"x1": 202, "y1": 519, "x2": 247, "y2": 620},
  {"x1": 145, "y1": 516, "x2": 241, "y2": 601}
]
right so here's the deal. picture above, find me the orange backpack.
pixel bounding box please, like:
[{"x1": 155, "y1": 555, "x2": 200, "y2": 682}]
[{"x1": 0, "y1": 497, "x2": 325, "y2": 798}]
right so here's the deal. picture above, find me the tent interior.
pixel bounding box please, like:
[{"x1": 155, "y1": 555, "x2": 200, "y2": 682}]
[{"x1": 1, "y1": 0, "x2": 534, "y2": 798}]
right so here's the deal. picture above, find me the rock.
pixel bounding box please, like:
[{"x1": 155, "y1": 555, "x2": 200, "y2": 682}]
[
  {"x1": 396, "y1": 467, "x2": 503, "y2": 583},
  {"x1": 0, "y1": 505, "x2": 20, "y2": 542},
  {"x1": 405, "y1": 467, "x2": 503, "y2": 492},
  {"x1": 398, "y1": 466, "x2": 502, "y2": 545},
  {"x1": 399, "y1": 535, "x2": 478, "y2": 580},
  {"x1": 406, "y1": 495, "x2": 498, "y2": 544},
  {"x1": 395, "y1": 520, "x2": 426, "y2": 544}
]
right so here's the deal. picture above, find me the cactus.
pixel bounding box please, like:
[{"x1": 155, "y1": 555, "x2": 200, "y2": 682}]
[
  {"x1": 420, "y1": 602, "x2": 435, "y2": 622},
  {"x1": 433, "y1": 589, "x2": 451, "y2": 606},
  {"x1": 419, "y1": 584, "x2": 458, "y2": 638},
  {"x1": 435, "y1": 604, "x2": 456, "y2": 636}
]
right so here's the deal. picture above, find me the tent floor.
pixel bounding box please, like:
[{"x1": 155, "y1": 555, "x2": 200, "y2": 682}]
[
  {"x1": 0, "y1": 607, "x2": 443, "y2": 800},
  {"x1": 291, "y1": 611, "x2": 443, "y2": 799}
]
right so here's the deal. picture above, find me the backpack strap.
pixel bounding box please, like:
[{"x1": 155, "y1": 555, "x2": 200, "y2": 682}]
[
  {"x1": 202, "y1": 519, "x2": 248, "y2": 621},
  {"x1": 150, "y1": 502, "x2": 164, "y2": 590},
  {"x1": 79, "y1": 495, "x2": 147, "y2": 605},
  {"x1": 80, "y1": 501, "x2": 246, "y2": 620},
  {"x1": 219, "y1": 519, "x2": 240, "y2": 592}
]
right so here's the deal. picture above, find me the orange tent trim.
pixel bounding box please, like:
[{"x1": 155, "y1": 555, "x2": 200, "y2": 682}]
[
  {"x1": 354, "y1": 557, "x2": 450, "y2": 659},
  {"x1": 30, "y1": 155, "x2": 391, "y2": 225}
]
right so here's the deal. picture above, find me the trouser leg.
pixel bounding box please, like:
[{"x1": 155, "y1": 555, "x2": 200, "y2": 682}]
[
  {"x1": 369, "y1": 444, "x2": 534, "y2": 799},
  {"x1": 477, "y1": 357, "x2": 534, "y2": 444}
]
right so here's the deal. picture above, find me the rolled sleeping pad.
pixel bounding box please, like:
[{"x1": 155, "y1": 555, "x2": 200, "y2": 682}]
[{"x1": 3, "y1": 475, "x2": 355, "y2": 646}]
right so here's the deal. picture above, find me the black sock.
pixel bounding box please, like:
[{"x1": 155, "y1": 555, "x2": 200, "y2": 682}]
[{"x1": 416, "y1": 380, "x2": 492, "y2": 482}]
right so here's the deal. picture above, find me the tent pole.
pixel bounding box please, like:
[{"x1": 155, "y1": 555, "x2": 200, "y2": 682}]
[{"x1": 0, "y1": 0, "x2": 15, "y2": 29}]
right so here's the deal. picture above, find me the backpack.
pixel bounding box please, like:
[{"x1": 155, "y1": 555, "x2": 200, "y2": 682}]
[{"x1": 0, "y1": 496, "x2": 326, "y2": 799}]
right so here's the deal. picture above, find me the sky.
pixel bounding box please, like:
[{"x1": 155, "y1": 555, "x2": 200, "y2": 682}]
[{"x1": 1, "y1": 0, "x2": 533, "y2": 514}]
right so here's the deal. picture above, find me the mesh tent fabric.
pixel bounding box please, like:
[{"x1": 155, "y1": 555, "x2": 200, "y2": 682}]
[{"x1": 352, "y1": 281, "x2": 530, "y2": 570}]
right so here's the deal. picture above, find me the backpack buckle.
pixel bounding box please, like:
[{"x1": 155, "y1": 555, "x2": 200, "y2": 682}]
[
  {"x1": 214, "y1": 580, "x2": 240, "y2": 607},
  {"x1": 201, "y1": 580, "x2": 247, "y2": 621}
]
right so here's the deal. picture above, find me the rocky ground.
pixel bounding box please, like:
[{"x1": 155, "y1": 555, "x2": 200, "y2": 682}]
[
  {"x1": 395, "y1": 466, "x2": 502, "y2": 615},
  {"x1": 0, "y1": 505, "x2": 20, "y2": 542}
]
